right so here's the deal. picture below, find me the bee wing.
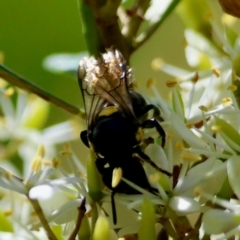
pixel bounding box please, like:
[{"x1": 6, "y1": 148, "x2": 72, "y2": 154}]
[
  {"x1": 78, "y1": 61, "x2": 107, "y2": 130},
  {"x1": 78, "y1": 50, "x2": 135, "y2": 129}
]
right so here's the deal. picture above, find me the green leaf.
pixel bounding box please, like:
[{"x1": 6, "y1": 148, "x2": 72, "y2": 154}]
[
  {"x1": 138, "y1": 198, "x2": 155, "y2": 240},
  {"x1": 0, "y1": 209, "x2": 14, "y2": 232}
]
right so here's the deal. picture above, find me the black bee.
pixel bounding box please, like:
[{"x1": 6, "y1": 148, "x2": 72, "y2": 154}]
[{"x1": 78, "y1": 49, "x2": 170, "y2": 224}]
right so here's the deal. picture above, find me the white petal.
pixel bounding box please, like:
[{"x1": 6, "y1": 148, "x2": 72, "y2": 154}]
[
  {"x1": 0, "y1": 167, "x2": 27, "y2": 194},
  {"x1": 169, "y1": 196, "x2": 200, "y2": 214},
  {"x1": 202, "y1": 209, "x2": 238, "y2": 234},
  {"x1": 29, "y1": 184, "x2": 55, "y2": 200},
  {"x1": 170, "y1": 112, "x2": 209, "y2": 150}
]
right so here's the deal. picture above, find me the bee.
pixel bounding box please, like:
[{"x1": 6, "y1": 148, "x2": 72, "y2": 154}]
[{"x1": 78, "y1": 49, "x2": 170, "y2": 224}]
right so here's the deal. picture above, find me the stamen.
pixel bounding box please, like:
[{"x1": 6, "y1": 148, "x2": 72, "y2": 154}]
[
  {"x1": 194, "y1": 186, "x2": 202, "y2": 197},
  {"x1": 30, "y1": 156, "x2": 42, "y2": 172},
  {"x1": 52, "y1": 158, "x2": 61, "y2": 169},
  {"x1": 222, "y1": 97, "x2": 232, "y2": 106},
  {"x1": 4, "y1": 209, "x2": 13, "y2": 216},
  {"x1": 60, "y1": 143, "x2": 72, "y2": 156},
  {"x1": 199, "y1": 105, "x2": 209, "y2": 112},
  {"x1": 211, "y1": 125, "x2": 221, "y2": 133},
  {"x1": 191, "y1": 72, "x2": 199, "y2": 84},
  {"x1": 151, "y1": 58, "x2": 164, "y2": 71},
  {"x1": 227, "y1": 85, "x2": 237, "y2": 91},
  {"x1": 175, "y1": 141, "x2": 184, "y2": 151},
  {"x1": 4, "y1": 87, "x2": 14, "y2": 98},
  {"x1": 43, "y1": 160, "x2": 52, "y2": 166},
  {"x1": 211, "y1": 67, "x2": 221, "y2": 77},
  {"x1": 5, "y1": 171, "x2": 12, "y2": 180},
  {"x1": 146, "y1": 78, "x2": 155, "y2": 89},
  {"x1": 181, "y1": 151, "x2": 201, "y2": 162},
  {"x1": 166, "y1": 79, "x2": 178, "y2": 88},
  {"x1": 36, "y1": 144, "x2": 45, "y2": 158}
]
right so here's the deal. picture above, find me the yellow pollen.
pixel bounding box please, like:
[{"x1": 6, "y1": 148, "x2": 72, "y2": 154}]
[
  {"x1": 191, "y1": 72, "x2": 199, "y2": 83},
  {"x1": 211, "y1": 125, "x2": 221, "y2": 133},
  {"x1": 166, "y1": 79, "x2": 178, "y2": 88},
  {"x1": 63, "y1": 142, "x2": 71, "y2": 150},
  {"x1": 4, "y1": 209, "x2": 13, "y2": 216},
  {"x1": 232, "y1": 70, "x2": 238, "y2": 81},
  {"x1": 199, "y1": 105, "x2": 208, "y2": 112},
  {"x1": 31, "y1": 211, "x2": 37, "y2": 216},
  {"x1": 186, "y1": 122, "x2": 194, "y2": 128},
  {"x1": 112, "y1": 167, "x2": 122, "y2": 188},
  {"x1": 149, "y1": 173, "x2": 160, "y2": 184},
  {"x1": 5, "y1": 171, "x2": 12, "y2": 180},
  {"x1": 194, "y1": 186, "x2": 202, "y2": 197},
  {"x1": 31, "y1": 156, "x2": 42, "y2": 172},
  {"x1": 222, "y1": 97, "x2": 232, "y2": 106},
  {"x1": 211, "y1": 67, "x2": 221, "y2": 77},
  {"x1": 181, "y1": 151, "x2": 201, "y2": 162},
  {"x1": 43, "y1": 160, "x2": 52, "y2": 166},
  {"x1": 151, "y1": 58, "x2": 164, "y2": 71},
  {"x1": 36, "y1": 144, "x2": 45, "y2": 158},
  {"x1": 4, "y1": 87, "x2": 14, "y2": 98},
  {"x1": 175, "y1": 141, "x2": 184, "y2": 151},
  {"x1": 146, "y1": 78, "x2": 155, "y2": 89},
  {"x1": 52, "y1": 158, "x2": 61, "y2": 169},
  {"x1": 59, "y1": 150, "x2": 72, "y2": 156},
  {"x1": 227, "y1": 85, "x2": 237, "y2": 91},
  {"x1": 167, "y1": 133, "x2": 173, "y2": 139}
]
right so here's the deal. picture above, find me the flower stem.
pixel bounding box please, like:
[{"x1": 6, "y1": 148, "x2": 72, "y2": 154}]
[
  {"x1": 28, "y1": 197, "x2": 57, "y2": 240},
  {"x1": 68, "y1": 197, "x2": 86, "y2": 240},
  {"x1": 0, "y1": 64, "x2": 84, "y2": 118}
]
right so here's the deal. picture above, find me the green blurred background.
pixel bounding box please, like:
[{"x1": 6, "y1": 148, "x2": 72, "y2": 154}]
[{"x1": 0, "y1": 0, "x2": 189, "y2": 126}]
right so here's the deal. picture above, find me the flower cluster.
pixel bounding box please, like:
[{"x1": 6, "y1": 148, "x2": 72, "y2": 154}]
[{"x1": 1, "y1": 16, "x2": 240, "y2": 240}]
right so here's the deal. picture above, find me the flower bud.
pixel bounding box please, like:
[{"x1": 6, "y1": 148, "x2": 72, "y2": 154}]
[{"x1": 92, "y1": 215, "x2": 110, "y2": 240}]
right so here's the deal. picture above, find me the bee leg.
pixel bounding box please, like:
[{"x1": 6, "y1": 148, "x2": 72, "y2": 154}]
[
  {"x1": 134, "y1": 146, "x2": 171, "y2": 177},
  {"x1": 141, "y1": 119, "x2": 166, "y2": 147},
  {"x1": 111, "y1": 191, "x2": 117, "y2": 225},
  {"x1": 80, "y1": 130, "x2": 90, "y2": 148},
  {"x1": 135, "y1": 104, "x2": 161, "y2": 119}
]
